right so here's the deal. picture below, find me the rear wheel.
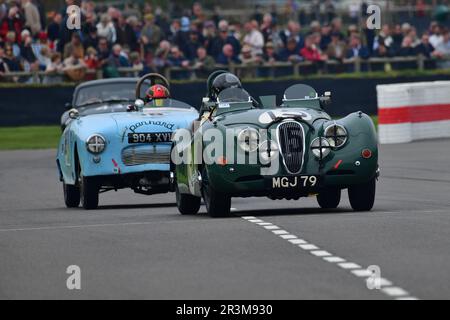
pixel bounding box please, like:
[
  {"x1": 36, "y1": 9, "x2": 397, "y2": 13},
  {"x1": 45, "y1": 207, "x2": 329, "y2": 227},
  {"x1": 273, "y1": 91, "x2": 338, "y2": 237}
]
[
  {"x1": 63, "y1": 183, "x2": 80, "y2": 208},
  {"x1": 203, "y1": 184, "x2": 231, "y2": 218},
  {"x1": 176, "y1": 185, "x2": 201, "y2": 215},
  {"x1": 317, "y1": 188, "x2": 341, "y2": 209},
  {"x1": 348, "y1": 177, "x2": 376, "y2": 211}
]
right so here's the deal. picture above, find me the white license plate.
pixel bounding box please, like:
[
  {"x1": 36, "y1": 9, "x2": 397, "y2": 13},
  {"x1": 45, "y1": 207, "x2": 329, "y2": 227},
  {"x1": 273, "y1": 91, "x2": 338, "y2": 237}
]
[{"x1": 272, "y1": 176, "x2": 318, "y2": 189}]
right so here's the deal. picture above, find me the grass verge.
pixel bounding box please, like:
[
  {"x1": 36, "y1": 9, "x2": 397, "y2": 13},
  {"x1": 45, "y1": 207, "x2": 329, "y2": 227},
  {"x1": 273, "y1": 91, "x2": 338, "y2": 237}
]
[{"x1": 0, "y1": 126, "x2": 60, "y2": 150}]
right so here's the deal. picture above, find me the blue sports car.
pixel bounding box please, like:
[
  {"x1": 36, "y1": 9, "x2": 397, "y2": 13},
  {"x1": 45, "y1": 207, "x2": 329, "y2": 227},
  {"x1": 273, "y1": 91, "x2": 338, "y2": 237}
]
[{"x1": 57, "y1": 73, "x2": 199, "y2": 209}]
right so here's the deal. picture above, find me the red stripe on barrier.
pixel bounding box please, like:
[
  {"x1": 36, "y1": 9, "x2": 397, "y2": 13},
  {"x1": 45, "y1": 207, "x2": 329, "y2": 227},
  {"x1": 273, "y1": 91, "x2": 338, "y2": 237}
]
[{"x1": 379, "y1": 104, "x2": 450, "y2": 124}]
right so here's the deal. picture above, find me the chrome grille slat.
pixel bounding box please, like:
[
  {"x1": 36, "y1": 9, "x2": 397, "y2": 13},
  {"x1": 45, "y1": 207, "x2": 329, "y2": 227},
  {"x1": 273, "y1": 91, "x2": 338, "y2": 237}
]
[
  {"x1": 278, "y1": 121, "x2": 304, "y2": 174},
  {"x1": 122, "y1": 145, "x2": 171, "y2": 166}
]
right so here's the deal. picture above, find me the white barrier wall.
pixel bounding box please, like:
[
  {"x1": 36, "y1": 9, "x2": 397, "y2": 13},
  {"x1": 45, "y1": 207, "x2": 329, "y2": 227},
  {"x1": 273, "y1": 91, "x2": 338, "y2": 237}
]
[{"x1": 376, "y1": 81, "x2": 450, "y2": 144}]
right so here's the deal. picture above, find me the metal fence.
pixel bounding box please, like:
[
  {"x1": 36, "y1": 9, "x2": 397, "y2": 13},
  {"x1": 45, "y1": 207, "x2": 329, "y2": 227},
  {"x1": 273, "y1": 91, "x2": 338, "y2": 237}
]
[{"x1": 1, "y1": 56, "x2": 448, "y2": 84}]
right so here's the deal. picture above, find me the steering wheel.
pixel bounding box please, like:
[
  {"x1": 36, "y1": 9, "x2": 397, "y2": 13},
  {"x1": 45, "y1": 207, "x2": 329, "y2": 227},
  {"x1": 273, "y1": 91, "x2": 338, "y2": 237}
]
[{"x1": 135, "y1": 73, "x2": 170, "y2": 100}]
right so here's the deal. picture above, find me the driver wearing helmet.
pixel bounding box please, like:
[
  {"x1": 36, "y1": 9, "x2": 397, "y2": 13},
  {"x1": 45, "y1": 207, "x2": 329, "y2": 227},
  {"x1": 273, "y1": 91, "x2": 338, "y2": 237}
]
[
  {"x1": 145, "y1": 84, "x2": 170, "y2": 106},
  {"x1": 210, "y1": 72, "x2": 242, "y2": 101}
]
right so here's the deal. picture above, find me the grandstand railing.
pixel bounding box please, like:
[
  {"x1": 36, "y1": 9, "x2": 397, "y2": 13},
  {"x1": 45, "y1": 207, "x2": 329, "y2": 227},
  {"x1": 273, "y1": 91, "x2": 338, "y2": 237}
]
[{"x1": 0, "y1": 56, "x2": 448, "y2": 83}]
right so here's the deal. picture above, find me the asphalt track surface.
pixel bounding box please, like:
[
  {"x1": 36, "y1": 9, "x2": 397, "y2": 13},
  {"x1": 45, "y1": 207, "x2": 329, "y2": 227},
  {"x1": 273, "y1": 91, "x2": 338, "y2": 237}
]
[{"x1": 0, "y1": 139, "x2": 449, "y2": 300}]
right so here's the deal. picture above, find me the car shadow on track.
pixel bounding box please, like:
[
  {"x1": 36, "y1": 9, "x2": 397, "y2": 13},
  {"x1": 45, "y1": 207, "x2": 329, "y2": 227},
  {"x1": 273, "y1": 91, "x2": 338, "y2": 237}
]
[
  {"x1": 97, "y1": 202, "x2": 177, "y2": 210},
  {"x1": 233, "y1": 207, "x2": 356, "y2": 218}
]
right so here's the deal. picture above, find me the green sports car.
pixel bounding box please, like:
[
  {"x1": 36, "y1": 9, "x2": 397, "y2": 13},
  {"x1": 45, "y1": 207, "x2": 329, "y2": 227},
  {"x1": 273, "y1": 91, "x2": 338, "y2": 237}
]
[{"x1": 173, "y1": 71, "x2": 379, "y2": 217}]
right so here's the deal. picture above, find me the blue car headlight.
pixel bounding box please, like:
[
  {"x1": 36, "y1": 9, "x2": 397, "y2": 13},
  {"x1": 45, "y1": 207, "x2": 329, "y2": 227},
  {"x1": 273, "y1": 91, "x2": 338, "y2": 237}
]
[{"x1": 86, "y1": 134, "x2": 106, "y2": 154}]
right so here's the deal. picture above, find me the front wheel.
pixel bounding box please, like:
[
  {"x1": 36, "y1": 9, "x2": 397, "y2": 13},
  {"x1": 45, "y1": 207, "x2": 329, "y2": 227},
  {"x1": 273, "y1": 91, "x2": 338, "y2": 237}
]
[
  {"x1": 80, "y1": 175, "x2": 99, "y2": 210},
  {"x1": 317, "y1": 188, "x2": 341, "y2": 209},
  {"x1": 176, "y1": 185, "x2": 201, "y2": 215},
  {"x1": 348, "y1": 177, "x2": 376, "y2": 211},
  {"x1": 63, "y1": 183, "x2": 80, "y2": 208},
  {"x1": 202, "y1": 184, "x2": 231, "y2": 218}
]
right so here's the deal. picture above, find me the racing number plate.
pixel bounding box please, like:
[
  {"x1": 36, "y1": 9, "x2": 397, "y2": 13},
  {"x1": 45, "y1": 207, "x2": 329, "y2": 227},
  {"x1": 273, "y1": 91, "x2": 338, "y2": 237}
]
[
  {"x1": 128, "y1": 132, "x2": 172, "y2": 144},
  {"x1": 272, "y1": 176, "x2": 319, "y2": 189}
]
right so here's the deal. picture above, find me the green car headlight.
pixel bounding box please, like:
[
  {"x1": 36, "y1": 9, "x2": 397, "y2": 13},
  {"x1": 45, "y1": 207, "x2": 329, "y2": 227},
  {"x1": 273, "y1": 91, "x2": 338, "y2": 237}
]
[
  {"x1": 324, "y1": 124, "x2": 348, "y2": 148},
  {"x1": 311, "y1": 137, "x2": 331, "y2": 159},
  {"x1": 259, "y1": 140, "x2": 279, "y2": 163},
  {"x1": 86, "y1": 134, "x2": 106, "y2": 154},
  {"x1": 237, "y1": 127, "x2": 260, "y2": 153}
]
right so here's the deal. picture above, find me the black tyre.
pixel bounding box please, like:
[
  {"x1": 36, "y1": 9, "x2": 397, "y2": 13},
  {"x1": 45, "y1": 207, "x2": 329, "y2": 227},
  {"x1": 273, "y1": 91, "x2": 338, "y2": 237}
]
[
  {"x1": 317, "y1": 188, "x2": 341, "y2": 209},
  {"x1": 176, "y1": 185, "x2": 201, "y2": 215},
  {"x1": 202, "y1": 184, "x2": 231, "y2": 218},
  {"x1": 348, "y1": 177, "x2": 376, "y2": 211},
  {"x1": 63, "y1": 183, "x2": 80, "y2": 208},
  {"x1": 80, "y1": 175, "x2": 99, "y2": 210}
]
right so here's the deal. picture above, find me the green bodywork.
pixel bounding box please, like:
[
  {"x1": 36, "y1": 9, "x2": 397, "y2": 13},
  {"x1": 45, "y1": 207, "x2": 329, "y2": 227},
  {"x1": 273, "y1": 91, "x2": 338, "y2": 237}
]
[{"x1": 175, "y1": 85, "x2": 378, "y2": 199}]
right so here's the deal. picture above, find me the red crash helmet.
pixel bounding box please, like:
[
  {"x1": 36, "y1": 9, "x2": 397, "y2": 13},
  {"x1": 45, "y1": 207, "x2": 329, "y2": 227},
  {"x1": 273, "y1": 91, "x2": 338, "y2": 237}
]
[{"x1": 146, "y1": 84, "x2": 170, "y2": 100}]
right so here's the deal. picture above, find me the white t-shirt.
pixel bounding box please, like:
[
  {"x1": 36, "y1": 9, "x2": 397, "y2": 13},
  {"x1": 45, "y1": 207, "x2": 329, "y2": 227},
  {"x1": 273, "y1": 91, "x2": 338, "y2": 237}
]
[
  {"x1": 429, "y1": 34, "x2": 443, "y2": 49},
  {"x1": 243, "y1": 30, "x2": 265, "y2": 56}
]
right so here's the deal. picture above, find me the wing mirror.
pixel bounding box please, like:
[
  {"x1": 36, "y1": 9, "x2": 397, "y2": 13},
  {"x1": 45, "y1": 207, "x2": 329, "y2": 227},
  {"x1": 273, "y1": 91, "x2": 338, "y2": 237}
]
[
  {"x1": 68, "y1": 108, "x2": 80, "y2": 119},
  {"x1": 65, "y1": 102, "x2": 72, "y2": 110},
  {"x1": 320, "y1": 91, "x2": 332, "y2": 108},
  {"x1": 134, "y1": 99, "x2": 145, "y2": 111}
]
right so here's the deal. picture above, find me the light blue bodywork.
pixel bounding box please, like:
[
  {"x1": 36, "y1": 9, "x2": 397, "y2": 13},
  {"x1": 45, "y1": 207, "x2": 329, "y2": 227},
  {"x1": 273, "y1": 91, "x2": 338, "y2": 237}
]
[{"x1": 57, "y1": 106, "x2": 199, "y2": 186}]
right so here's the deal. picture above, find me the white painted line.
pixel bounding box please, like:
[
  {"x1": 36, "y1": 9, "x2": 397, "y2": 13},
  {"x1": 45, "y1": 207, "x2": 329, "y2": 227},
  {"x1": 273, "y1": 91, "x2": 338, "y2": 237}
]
[
  {"x1": 351, "y1": 269, "x2": 374, "y2": 277},
  {"x1": 241, "y1": 216, "x2": 256, "y2": 220},
  {"x1": 256, "y1": 222, "x2": 272, "y2": 226},
  {"x1": 382, "y1": 287, "x2": 409, "y2": 297},
  {"x1": 280, "y1": 234, "x2": 297, "y2": 240},
  {"x1": 338, "y1": 262, "x2": 362, "y2": 270},
  {"x1": 299, "y1": 244, "x2": 319, "y2": 250},
  {"x1": 288, "y1": 239, "x2": 307, "y2": 245},
  {"x1": 310, "y1": 250, "x2": 332, "y2": 257},
  {"x1": 0, "y1": 221, "x2": 161, "y2": 232},
  {"x1": 323, "y1": 256, "x2": 346, "y2": 263},
  {"x1": 272, "y1": 230, "x2": 289, "y2": 235},
  {"x1": 240, "y1": 216, "x2": 418, "y2": 300},
  {"x1": 248, "y1": 219, "x2": 264, "y2": 223},
  {"x1": 379, "y1": 278, "x2": 393, "y2": 287}
]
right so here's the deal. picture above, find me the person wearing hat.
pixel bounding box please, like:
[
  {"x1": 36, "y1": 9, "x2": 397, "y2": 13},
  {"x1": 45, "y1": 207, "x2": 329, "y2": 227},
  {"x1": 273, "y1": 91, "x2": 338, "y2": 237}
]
[
  {"x1": 208, "y1": 22, "x2": 241, "y2": 61},
  {"x1": 278, "y1": 36, "x2": 302, "y2": 62},
  {"x1": 261, "y1": 41, "x2": 280, "y2": 63},
  {"x1": 32, "y1": 32, "x2": 51, "y2": 70},
  {"x1": 140, "y1": 13, "x2": 163, "y2": 51}
]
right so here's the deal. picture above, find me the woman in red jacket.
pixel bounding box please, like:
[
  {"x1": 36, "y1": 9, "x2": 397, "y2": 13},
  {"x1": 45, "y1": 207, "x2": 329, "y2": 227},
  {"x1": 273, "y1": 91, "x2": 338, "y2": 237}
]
[
  {"x1": 0, "y1": 7, "x2": 23, "y2": 43},
  {"x1": 300, "y1": 34, "x2": 328, "y2": 62}
]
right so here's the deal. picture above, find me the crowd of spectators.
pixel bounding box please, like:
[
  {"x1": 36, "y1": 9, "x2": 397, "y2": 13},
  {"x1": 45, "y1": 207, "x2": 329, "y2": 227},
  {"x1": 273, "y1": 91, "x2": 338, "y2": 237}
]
[{"x1": 1, "y1": 0, "x2": 450, "y2": 83}]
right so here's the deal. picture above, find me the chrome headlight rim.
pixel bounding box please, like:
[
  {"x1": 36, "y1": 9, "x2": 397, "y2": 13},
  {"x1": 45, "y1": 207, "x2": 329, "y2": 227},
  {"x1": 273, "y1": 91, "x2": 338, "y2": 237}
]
[
  {"x1": 259, "y1": 139, "x2": 279, "y2": 162},
  {"x1": 237, "y1": 127, "x2": 260, "y2": 153},
  {"x1": 310, "y1": 137, "x2": 331, "y2": 159},
  {"x1": 324, "y1": 123, "x2": 348, "y2": 149},
  {"x1": 86, "y1": 134, "x2": 107, "y2": 154}
]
